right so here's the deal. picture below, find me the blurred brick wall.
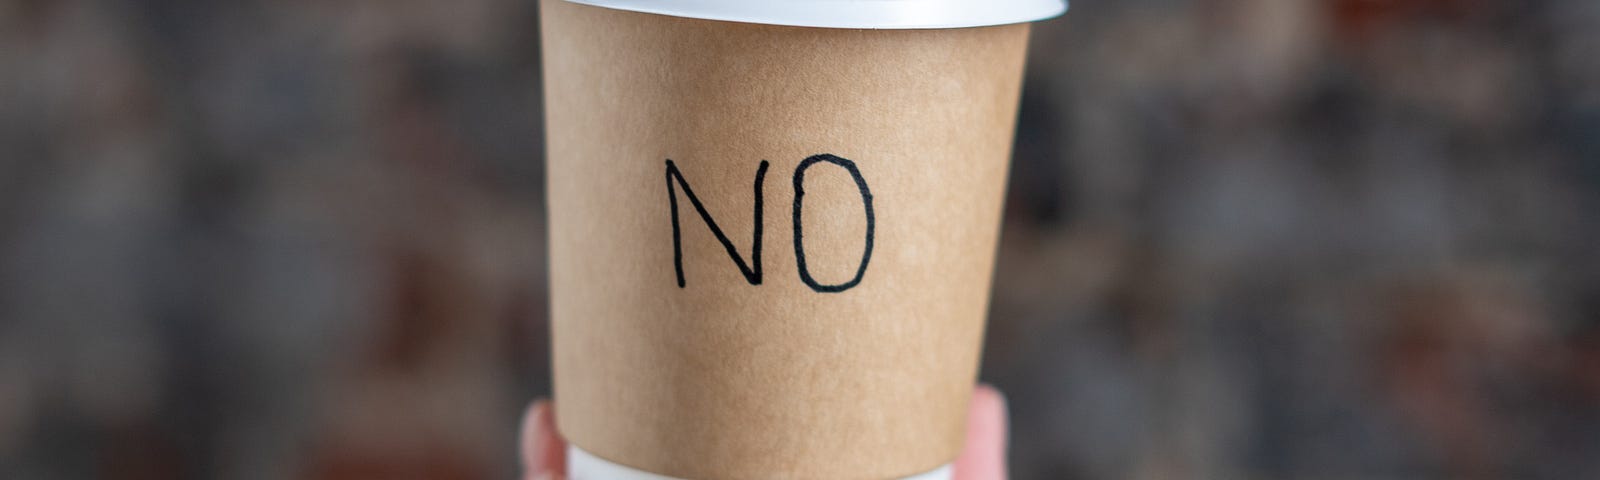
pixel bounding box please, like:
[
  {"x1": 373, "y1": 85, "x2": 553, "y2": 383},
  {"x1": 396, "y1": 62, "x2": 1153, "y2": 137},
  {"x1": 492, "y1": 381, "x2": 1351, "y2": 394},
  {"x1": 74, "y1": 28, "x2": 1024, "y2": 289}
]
[{"x1": 2, "y1": 1, "x2": 1597, "y2": 479}]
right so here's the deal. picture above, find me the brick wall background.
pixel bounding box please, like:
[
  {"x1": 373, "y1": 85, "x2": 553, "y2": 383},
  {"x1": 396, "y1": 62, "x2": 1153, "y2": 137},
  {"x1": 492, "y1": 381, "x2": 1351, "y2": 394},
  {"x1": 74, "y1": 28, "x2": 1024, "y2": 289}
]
[{"x1": 2, "y1": 1, "x2": 1598, "y2": 478}]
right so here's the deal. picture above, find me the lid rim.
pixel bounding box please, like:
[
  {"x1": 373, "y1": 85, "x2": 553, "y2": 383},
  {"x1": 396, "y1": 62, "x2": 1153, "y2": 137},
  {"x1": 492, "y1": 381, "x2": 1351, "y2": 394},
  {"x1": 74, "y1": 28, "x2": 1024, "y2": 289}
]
[{"x1": 561, "y1": 0, "x2": 1068, "y2": 30}]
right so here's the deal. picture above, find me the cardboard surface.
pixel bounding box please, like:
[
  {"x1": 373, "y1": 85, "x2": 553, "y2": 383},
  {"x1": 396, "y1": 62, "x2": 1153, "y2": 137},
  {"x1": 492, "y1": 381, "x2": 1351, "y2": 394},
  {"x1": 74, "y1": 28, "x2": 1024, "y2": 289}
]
[{"x1": 542, "y1": 1, "x2": 1029, "y2": 478}]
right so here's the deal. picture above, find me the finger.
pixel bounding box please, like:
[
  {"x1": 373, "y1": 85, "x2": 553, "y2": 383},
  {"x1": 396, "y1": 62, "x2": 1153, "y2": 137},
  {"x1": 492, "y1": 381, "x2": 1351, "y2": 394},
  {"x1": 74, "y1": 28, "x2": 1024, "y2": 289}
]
[
  {"x1": 952, "y1": 384, "x2": 1009, "y2": 480},
  {"x1": 520, "y1": 399, "x2": 568, "y2": 479}
]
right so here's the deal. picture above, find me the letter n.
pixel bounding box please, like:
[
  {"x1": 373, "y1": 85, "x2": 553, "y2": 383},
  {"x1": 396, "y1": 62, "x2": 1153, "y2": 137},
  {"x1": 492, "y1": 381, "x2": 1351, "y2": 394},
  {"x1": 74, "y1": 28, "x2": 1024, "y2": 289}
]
[{"x1": 665, "y1": 159, "x2": 768, "y2": 287}]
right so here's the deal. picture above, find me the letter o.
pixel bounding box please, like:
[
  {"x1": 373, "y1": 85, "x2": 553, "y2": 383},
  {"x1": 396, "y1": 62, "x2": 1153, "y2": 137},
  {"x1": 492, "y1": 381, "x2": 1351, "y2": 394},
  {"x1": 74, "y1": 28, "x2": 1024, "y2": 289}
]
[{"x1": 792, "y1": 154, "x2": 875, "y2": 293}]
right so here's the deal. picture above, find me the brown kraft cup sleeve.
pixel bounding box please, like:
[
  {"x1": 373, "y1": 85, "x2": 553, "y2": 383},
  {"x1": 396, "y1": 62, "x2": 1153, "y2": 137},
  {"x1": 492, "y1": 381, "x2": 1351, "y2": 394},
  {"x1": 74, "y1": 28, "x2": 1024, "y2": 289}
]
[{"x1": 542, "y1": 1, "x2": 1030, "y2": 478}]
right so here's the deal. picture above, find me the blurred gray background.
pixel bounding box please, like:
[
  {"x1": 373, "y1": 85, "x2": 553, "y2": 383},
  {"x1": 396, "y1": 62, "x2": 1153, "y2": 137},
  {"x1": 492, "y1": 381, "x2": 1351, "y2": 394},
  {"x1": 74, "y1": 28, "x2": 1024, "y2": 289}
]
[{"x1": 2, "y1": 0, "x2": 1599, "y2": 478}]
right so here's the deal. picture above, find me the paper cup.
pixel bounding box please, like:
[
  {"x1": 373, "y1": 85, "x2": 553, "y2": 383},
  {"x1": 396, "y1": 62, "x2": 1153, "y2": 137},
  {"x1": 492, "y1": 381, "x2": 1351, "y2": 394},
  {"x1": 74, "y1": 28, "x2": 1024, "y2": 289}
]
[{"x1": 542, "y1": 1, "x2": 1062, "y2": 478}]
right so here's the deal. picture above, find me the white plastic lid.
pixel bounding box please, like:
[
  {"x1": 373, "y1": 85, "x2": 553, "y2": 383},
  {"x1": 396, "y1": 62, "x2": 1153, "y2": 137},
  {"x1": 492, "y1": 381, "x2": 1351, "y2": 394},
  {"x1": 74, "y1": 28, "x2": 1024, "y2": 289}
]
[{"x1": 563, "y1": 0, "x2": 1067, "y2": 29}]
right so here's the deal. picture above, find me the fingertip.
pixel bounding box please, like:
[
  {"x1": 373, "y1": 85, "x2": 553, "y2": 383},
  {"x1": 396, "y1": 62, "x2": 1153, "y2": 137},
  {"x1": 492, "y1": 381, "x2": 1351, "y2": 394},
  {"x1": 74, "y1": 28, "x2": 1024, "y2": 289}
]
[
  {"x1": 973, "y1": 384, "x2": 1009, "y2": 445},
  {"x1": 521, "y1": 399, "x2": 550, "y2": 440},
  {"x1": 521, "y1": 399, "x2": 567, "y2": 478},
  {"x1": 954, "y1": 384, "x2": 1009, "y2": 480},
  {"x1": 520, "y1": 400, "x2": 547, "y2": 471}
]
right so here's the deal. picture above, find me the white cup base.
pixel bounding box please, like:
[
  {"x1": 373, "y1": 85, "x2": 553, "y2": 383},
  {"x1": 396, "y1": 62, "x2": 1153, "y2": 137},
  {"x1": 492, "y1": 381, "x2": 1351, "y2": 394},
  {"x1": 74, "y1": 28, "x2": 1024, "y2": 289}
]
[{"x1": 568, "y1": 445, "x2": 954, "y2": 480}]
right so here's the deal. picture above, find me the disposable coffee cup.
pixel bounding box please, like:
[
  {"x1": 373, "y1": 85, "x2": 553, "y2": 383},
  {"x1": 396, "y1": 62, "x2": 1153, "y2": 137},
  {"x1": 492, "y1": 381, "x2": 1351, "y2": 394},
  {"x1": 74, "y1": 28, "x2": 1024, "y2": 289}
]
[{"x1": 541, "y1": 1, "x2": 1064, "y2": 479}]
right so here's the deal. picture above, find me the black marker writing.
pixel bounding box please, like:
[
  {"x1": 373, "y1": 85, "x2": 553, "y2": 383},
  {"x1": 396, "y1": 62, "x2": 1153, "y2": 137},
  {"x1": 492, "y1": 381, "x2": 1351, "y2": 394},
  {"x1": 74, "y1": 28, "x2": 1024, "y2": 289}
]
[
  {"x1": 665, "y1": 159, "x2": 768, "y2": 287},
  {"x1": 792, "y1": 154, "x2": 875, "y2": 293},
  {"x1": 665, "y1": 154, "x2": 874, "y2": 293}
]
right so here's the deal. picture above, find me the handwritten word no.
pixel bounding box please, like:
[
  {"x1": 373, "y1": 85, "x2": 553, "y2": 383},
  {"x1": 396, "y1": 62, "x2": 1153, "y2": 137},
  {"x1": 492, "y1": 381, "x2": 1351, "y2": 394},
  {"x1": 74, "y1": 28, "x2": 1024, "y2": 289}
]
[{"x1": 666, "y1": 154, "x2": 875, "y2": 293}]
